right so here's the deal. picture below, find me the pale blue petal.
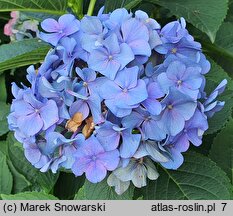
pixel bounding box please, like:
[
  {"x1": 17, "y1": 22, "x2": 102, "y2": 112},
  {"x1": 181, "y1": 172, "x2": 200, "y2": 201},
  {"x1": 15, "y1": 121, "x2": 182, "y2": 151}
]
[{"x1": 98, "y1": 150, "x2": 120, "y2": 170}]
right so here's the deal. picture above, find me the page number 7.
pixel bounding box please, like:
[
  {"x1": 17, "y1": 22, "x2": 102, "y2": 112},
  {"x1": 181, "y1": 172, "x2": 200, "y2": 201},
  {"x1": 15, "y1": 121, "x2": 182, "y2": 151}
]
[{"x1": 221, "y1": 203, "x2": 227, "y2": 211}]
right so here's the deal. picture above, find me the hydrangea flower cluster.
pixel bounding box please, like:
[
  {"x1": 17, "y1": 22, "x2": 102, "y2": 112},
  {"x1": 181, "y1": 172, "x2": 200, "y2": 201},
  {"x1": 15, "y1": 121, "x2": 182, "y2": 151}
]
[
  {"x1": 8, "y1": 8, "x2": 226, "y2": 195},
  {"x1": 4, "y1": 11, "x2": 39, "y2": 41}
]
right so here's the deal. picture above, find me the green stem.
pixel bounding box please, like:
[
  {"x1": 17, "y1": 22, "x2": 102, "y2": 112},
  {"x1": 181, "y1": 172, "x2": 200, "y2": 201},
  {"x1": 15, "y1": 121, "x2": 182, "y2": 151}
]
[
  {"x1": 87, "y1": 0, "x2": 97, "y2": 16},
  {"x1": 203, "y1": 42, "x2": 233, "y2": 62}
]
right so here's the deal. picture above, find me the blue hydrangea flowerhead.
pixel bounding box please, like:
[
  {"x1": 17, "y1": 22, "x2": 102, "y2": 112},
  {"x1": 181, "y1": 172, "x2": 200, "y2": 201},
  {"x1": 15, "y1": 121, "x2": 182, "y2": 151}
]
[{"x1": 8, "y1": 8, "x2": 227, "y2": 195}]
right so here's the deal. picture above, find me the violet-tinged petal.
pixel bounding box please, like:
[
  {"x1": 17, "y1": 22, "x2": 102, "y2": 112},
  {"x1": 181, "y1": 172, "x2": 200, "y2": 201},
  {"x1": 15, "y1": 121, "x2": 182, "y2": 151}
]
[
  {"x1": 69, "y1": 100, "x2": 89, "y2": 120},
  {"x1": 34, "y1": 155, "x2": 50, "y2": 169},
  {"x1": 13, "y1": 100, "x2": 34, "y2": 116},
  {"x1": 81, "y1": 16, "x2": 103, "y2": 34},
  {"x1": 122, "y1": 18, "x2": 149, "y2": 44},
  {"x1": 23, "y1": 92, "x2": 43, "y2": 109},
  {"x1": 41, "y1": 18, "x2": 59, "y2": 32},
  {"x1": 88, "y1": 48, "x2": 121, "y2": 80},
  {"x1": 166, "y1": 61, "x2": 186, "y2": 80},
  {"x1": 187, "y1": 129, "x2": 202, "y2": 146},
  {"x1": 98, "y1": 150, "x2": 120, "y2": 170},
  {"x1": 97, "y1": 132, "x2": 120, "y2": 151},
  {"x1": 114, "y1": 43, "x2": 134, "y2": 70},
  {"x1": 204, "y1": 79, "x2": 227, "y2": 105},
  {"x1": 58, "y1": 14, "x2": 80, "y2": 35},
  {"x1": 142, "y1": 99, "x2": 162, "y2": 116},
  {"x1": 99, "y1": 80, "x2": 121, "y2": 100},
  {"x1": 122, "y1": 111, "x2": 144, "y2": 128},
  {"x1": 161, "y1": 148, "x2": 184, "y2": 170},
  {"x1": 40, "y1": 100, "x2": 59, "y2": 130},
  {"x1": 24, "y1": 143, "x2": 41, "y2": 165},
  {"x1": 40, "y1": 160, "x2": 53, "y2": 172},
  {"x1": 87, "y1": 94, "x2": 104, "y2": 124},
  {"x1": 39, "y1": 32, "x2": 63, "y2": 46},
  {"x1": 96, "y1": 122, "x2": 120, "y2": 151},
  {"x1": 157, "y1": 72, "x2": 174, "y2": 93},
  {"x1": 76, "y1": 67, "x2": 96, "y2": 82},
  {"x1": 51, "y1": 156, "x2": 66, "y2": 173},
  {"x1": 85, "y1": 161, "x2": 107, "y2": 183},
  {"x1": 72, "y1": 157, "x2": 92, "y2": 176},
  {"x1": 142, "y1": 118, "x2": 166, "y2": 140},
  {"x1": 148, "y1": 82, "x2": 164, "y2": 99},
  {"x1": 114, "y1": 66, "x2": 139, "y2": 89},
  {"x1": 173, "y1": 134, "x2": 190, "y2": 152},
  {"x1": 17, "y1": 113, "x2": 43, "y2": 136},
  {"x1": 120, "y1": 130, "x2": 141, "y2": 158},
  {"x1": 158, "y1": 108, "x2": 185, "y2": 136},
  {"x1": 174, "y1": 101, "x2": 197, "y2": 121},
  {"x1": 105, "y1": 99, "x2": 133, "y2": 117},
  {"x1": 130, "y1": 39, "x2": 151, "y2": 56},
  {"x1": 103, "y1": 33, "x2": 120, "y2": 54},
  {"x1": 106, "y1": 8, "x2": 131, "y2": 29},
  {"x1": 123, "y1": 80, "x2": 148, "y2": 106}
]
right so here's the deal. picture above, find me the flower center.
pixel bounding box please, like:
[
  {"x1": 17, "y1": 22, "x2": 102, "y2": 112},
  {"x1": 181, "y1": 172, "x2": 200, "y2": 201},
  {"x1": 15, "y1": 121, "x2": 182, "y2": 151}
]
[
  {"x1": 167, "y1": 104, "x2": 173, "y2": 110},
  {"x1": 177, "y1": 80, "x2": 182, "y2": 85},
  {"x1": 122, "y1": 88, "x2": 128, "y2": 93},
  {"x1": 35, "y1": 108, "x2": 40, "y2": 113},
  {"x1": 91, "y1": 155, "x2": 97, "y2": 161},
  {"x1": 145, "y1": 18, "x2": 150, "y2": 23},
  {"x1": 83, "y1": 82, "x2": 88, "y2": 87},
  {"x1": 168, "y1": 144, "x2": 175, "y2": 148},
  {"x1": 145, "y1": 116, "x2": 152, "y2": 121},
  {"x1": 171, "y1": 48, "x2": 177, "y2": 54},
  {"x1": 108, "y1": 55, "x2": 113, "y2": 61}
]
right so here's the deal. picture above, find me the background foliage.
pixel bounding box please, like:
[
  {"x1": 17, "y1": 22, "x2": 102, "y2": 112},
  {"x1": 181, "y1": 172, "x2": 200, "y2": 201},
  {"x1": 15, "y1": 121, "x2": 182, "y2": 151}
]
[{"x1": 0, "y1": 0, "x2": 232, "y2": 200}]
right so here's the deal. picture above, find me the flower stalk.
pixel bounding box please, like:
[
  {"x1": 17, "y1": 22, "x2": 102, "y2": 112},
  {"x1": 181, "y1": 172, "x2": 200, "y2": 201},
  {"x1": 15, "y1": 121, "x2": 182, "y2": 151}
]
[{"x1": 87, "y1": 0, "x2": 97, "y2": 16}]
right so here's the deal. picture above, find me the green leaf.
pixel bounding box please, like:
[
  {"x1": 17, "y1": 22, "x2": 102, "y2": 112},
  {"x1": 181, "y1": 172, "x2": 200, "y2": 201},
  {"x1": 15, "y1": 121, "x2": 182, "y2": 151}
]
[
  {"x1": 203, "y1": 22, "x2": 233, "y2": 75},
  {"x1": 1, "y1": 192, "x2": 58, "y2": 200},
  {"x1": 7, "y1": 160, "x2": 31, "y2": 193},
  {"x1": 206, "y1": 58, "x2": 233, "y2": 91},
  {"x1": 0, "y1": 102, "x2": 10, "y2": 136},
  {"x1": 7, "y1": 133, "x2": 58, "y2": 193},
  {"x1": 0, "y1": 73, "x2": 7, "y2": 102},
  {"x1": 215, "y1": 22, "x2": 233, "y2": 53},
  {"x1": 206, "y1": 90, "x2": 233, "y2": 135},
  {"x1": 68, "y1": 0, "x2": 83, "y2": 18},
  {"x1": 209, "y1": 119, "x2": 233, "y2": 183},
  {"x1": 141, "y1": 151, "x2": 231, "y2": 199},
  {"x1": 104, "y1": 0, "x2": 142, "y2": 12},
  {"x1": 74, "y1": 179, "x2": 134, "y2": 200},
  {"x1": 0, "y1": 0, "x2": 68, "y2": 15},
  {"x1": 20, "y1": 11, "x2": 60, "y2": 22},
  {"x1": 0, "y1": 39, "x2": 50, "y2": 74},
  {"x1": 226, "y1": 0, "x2": 233, "y2": 22},
  {"x1": 148, "y1": 0, "x2": 228, "y2": 42},
  {"x1": 0, "y1": 139, "x2": 31, "y2": 193},
  {"x1": 0, "y1": 140, "x2": 8, "y2": 156},
  {"x1": 0, "y1": 151, "x2": 13, "y2": 194}
]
